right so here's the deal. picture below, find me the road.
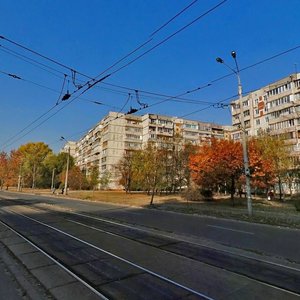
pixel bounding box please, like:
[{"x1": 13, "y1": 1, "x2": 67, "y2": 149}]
[{"x1": 0, "y1": 190, "x2": 299, "y2": 299}]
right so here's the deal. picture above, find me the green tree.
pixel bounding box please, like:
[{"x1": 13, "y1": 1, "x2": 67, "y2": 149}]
[
  {"x1": 89, "y1": 165, "x2": 100, "y2": 190},
  {"x1": 135, "y1": 143, "x2": 165, "y2": 205},
  {"x1": 43, "y1": 152, "x2": 75, "y2": 188},
  {"x1": 99, "y1": 170, "x2": 111, "y2": 190},
  {"x1": 18, "y1": 142, "x2": 52, "y2": 188}
]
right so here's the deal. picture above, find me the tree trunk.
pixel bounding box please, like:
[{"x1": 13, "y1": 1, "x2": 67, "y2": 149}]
[
  {"x1": 278, "y1": 176, "x2": 283, "y2": 201},
  {"x1": 150, "y1": 187, "x2": 155, "y2": 205},
  {"x1": 230, "y1": 176, "x2": 235, "y2": 206},
  {"x1": 32, "y1": 164, "x2": 36, "y2": 189}
]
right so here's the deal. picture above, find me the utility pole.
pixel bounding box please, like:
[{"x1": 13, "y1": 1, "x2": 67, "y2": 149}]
[
  {"x1": 17, "y1": 163, "x2": 22, "y2": 192},
  {"x1": 64, "y1": 147, "x2": 70, "y2": 195},
  {"x1": 216, "y1": 51, "x2": 252, "y2": 216},
  {"x1": 51, "y1": 168, "x2": 56, "y2": 192}
]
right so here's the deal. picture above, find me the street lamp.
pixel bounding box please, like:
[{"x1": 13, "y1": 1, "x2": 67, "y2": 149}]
[
  {"x1": 216, "y1": 51, "x2": 252, "y2": 216},
  {"x1": 61, "y1": 137, "x2": 70, "y2": 196},
  {"x1": 51, "y1": 168, "x2": 56, "y2": 193}
]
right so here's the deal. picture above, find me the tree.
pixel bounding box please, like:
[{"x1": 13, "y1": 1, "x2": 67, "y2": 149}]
[
  {"x1": 89, "y1": 165, "x2": 100, "y2": 190},
  {"x1": 18, "y1": 142, "x2": 52, "y2": 188},
  {"x1": 99, "y1": 170, "x2": 111, "y2": 190},
  {"x1": 61, "y1": 166, "x2": 87, "y2": 190},
  {"x1": 254, "y1": 134, "x2": 292, "y2": 200},
  {"x1": 190, "y1": 138, "x2": 244, "y2": 204},
  {"x1": 138, "y1": 143, "x2": 165, "y2": 205},
  {"x1": 0, "y1": 152, "x2": 8, "y2": 190},
  {"x1": 43, "y1": 152, "x2": 75, "y2": 188},
  {"x1": 7, "y1": 150, "x2": 23, "y2": 189},
  {"x1": 117, "y1": 151, "x2": 134, "y2": 192},
  {"x1": 248, "y1": 139, "x2": 276, "y2": 193}
]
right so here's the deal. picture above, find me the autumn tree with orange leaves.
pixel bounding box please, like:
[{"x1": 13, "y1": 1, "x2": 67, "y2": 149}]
[
  {"x1": 0, "y1": 150, "x2": 23, "y2": 190},
  {"x1": 190, "y1": 138, "x2": 243, "y2": 204},
  {"x1": 189, "y1": 138, "x2": 277, "y2": 204}
]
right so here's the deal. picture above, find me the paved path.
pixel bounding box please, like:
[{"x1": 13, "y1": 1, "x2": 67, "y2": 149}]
[{"x1": 0, "y1": 245, "x2": 24, "y2": 300}]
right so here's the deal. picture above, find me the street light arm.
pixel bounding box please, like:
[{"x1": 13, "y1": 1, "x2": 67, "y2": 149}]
[{"x1": 215, "y1": 57, "x2": 238, "y2": 75}]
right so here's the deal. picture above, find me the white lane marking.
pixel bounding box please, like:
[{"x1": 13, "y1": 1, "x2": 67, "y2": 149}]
[
  {"x1": 2, "y1": 207, "x2": 214, "y2": 300},
  {"x1": 17, "y1": 206, "x2": 300, "y2": 274},
  {"x1": 0, "y1": 219, "x2": 109, "y2": 300},
  {"x1": 70, "y1": 219, "x2": 300, "y2": 274},
  {"x1": 207, "y1": 225, "x2": 254, "y2": 235},
  {"x1": 66, "y1": 212, "x2": 300, "y2": 273},
  {"x1": 72, "y1": 211, "x2": 142, "y2": 230}
]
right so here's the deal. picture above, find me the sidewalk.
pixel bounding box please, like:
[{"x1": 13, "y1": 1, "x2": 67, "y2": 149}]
[
  {"x1": 0, "y1": 223, "x2": 53, "y2": 300},
  {"x1": 0, "y1": 249, "x2": 24, "y2": 300}
]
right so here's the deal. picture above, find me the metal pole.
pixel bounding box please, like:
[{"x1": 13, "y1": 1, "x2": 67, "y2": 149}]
[
  {"x1": 236, "y1": 71, "x2": 252, "y2": 216},
  {"x1": 17, "y1": 163, "x2": 22, "y2": 192},
  {"x1": 216, "y1": 52, "x2": 252, "y2": 216},
  {"x1": 51, "y1": 168, "x2": 56, "y2": 192},
  {"x1": 64, "y1": 147, "x2": 70, "y2": 195}
]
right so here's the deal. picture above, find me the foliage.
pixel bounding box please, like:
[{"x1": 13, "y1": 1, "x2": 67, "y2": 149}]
[
  {"x1": 254, "y1": 133, "x2": 292, "y2": 200},
  {"x1": 18, "y1": 142, "x2": 52, "y2": 188},
  {"x1": 60, "y1": 166, "x2": 88, "y2": 190},
  {"x1": 89, "y1": 165, "x2": 100, "y2": 190},
  {"x1": 0, "y1": 150, "x2": 23, "y2": 189},
  {"x1": 182, "y1": 184, "x2": 203, "y2": 202},
  {"x1": 0, "y1": 151, "x2": 8, "y2": 189},
  {"x1": 294, "y1": 200, "x2": 300, "y2": 212},
  {"x1": 117, "y1": 151, "x2": 135, "y2": 192},
  {"x1": 99, "y1": 170, "x2": 111, "y2": 190},
  {"x1": 190, "y1": 138, "x2": 243, "y2": 204},
  {"x1": 117, "y1": 140, "x2": 197, "y2": 200},
  {"x1": 189, "y1": 137, "x2": 281, "y2": 204}
]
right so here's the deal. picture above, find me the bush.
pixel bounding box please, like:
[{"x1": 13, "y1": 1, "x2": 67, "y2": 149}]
[
  {"x1": 200, "y1": 189, "x2": 213, "y2": 200},
  {"x1": 294, "y1": 200, "x2": 300, "y2": 212},
  {"x1": 183, "y1": 186, "x2": 213, "y2": 202}
]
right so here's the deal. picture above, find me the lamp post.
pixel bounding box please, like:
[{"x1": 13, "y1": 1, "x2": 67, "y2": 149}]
[
  {"x1": 51, "y1": 168, "x2": 56, "y2": 192},
  {"x1": 216, "y1": 51, "x2": 252, "y2": 216},
  {"x1": 17, "y1": 161, "x2": 22, "y2": 192},
  {"x1": 61, "y1": 137, "x2": 70, "y2": 196}
]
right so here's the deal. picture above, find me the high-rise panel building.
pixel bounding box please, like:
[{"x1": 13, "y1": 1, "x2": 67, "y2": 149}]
[
  {"x1": 230, "y1": 73, "x2": 300, "y2": 155},
  {"x1": 73, "y1": 111, "x2": 229, "y2": 189}
]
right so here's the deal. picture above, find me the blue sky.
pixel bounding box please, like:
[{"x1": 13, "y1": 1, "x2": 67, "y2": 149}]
[{"x1": 1, "y1": 0, "x2": 300, "y2": 153}]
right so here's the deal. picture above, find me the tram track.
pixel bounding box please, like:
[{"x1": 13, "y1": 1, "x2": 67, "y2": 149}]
[
  {"x1": 0, "y1": 204, "x2": 212, "y2": 299},
  {"x1": 0, "y1": 196, "x2": 300, "y2": 299}
]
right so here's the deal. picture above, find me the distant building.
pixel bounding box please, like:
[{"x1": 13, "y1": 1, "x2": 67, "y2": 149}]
[
  {"x1": 73, "y1": 111, "x2": 229, "y2": 189},
  {"x1": 61, "y1": 141, "x2": 76, "y2": 157}
]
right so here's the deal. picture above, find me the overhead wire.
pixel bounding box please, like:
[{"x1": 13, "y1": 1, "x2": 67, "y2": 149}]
[
  {"x1": 149, "y1": 0, "x2": 199, "y2": 37},
  {"x1": 48, "y1": 0, "x2": 228, "y2": 100},
  {"x1": 0, "y1": 2, "x2": 229, "y2": 150},
  {"x1": 0, "y1": 41, "x2": 214, "y2": 103},
  {"x1": 105, "y1": 0, "x2": 228, "y2": 78},
  {"x1": 0, "y1": 44, "x2": 66, "y2": 79},
  {"x1": 2, "y1": 38, "x2": 300, "y2": 150},
  {"x1": 3, "y1": 1, "x2": 300, "y2": 148}
]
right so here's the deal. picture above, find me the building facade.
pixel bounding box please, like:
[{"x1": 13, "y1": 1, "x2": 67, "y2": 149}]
[
  {"x1": 231, "y1": 73, "x2": 300, "y2": 155},
  {"x1": 72, "y1": 111, "x2": 229, "y2": 189}
]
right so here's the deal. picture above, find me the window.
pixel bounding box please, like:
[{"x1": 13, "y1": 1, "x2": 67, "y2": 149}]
[{"x1": 244, "y1": 110, "x2": 250, "y2": 117}]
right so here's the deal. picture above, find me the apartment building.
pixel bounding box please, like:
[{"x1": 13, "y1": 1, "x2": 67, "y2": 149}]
[
  {"x1": 72, "y1": 111, "x2": 229, "y2": 189},
  {"x1": 231, "y1": 73, "x2": 300, "y2": 154}
]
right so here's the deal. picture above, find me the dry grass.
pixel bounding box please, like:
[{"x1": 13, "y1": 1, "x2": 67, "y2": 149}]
[
  {"x1": 6, "y1": 187, "x2": 300, "y2": 228},
  {"x1": 68, "y1": 190, "x2": 183, "y2": 207}
]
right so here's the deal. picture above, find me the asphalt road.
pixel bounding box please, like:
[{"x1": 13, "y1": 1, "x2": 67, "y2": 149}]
[{"x1": 0, "y1": 191, "x2": 300, "y2": 299}]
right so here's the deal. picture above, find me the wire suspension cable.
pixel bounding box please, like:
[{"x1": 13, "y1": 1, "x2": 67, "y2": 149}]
[{"x1": 149, "y1": 0, "x2": 199, "y2": 37}]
